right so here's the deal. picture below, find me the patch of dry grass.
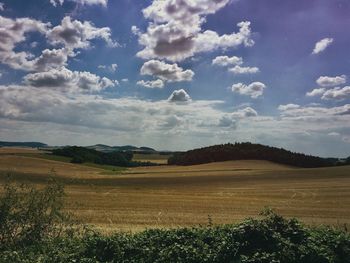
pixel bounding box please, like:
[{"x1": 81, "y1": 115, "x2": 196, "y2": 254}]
[
  {"x1": 0, "y1": 152, "x2": 349, "y2": 232},
  {"x1": 132, "y1": 153, "x2": 172, "y2": 164}
]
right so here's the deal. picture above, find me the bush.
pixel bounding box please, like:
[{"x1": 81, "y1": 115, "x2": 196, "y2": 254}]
[
  {"x1": 0, "y1": 188, "x2": 349, "y2": 263},
  {"x1": 0, "y1": 177, "x2": 70, "y2": 249}
]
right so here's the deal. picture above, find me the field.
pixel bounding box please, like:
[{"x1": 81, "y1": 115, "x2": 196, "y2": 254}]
[
  {"x1": 132, "y1": 152, "x2": 172, "y2": 164},
  {"x1": 0, "y1": 147, "x2": 349, "y2": 232}
]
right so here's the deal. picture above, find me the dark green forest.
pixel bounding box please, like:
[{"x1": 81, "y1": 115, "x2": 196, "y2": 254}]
[
  {"x1": 52, "y1": 146, "x2": 156, "y2": 167},
  {"x1": 168, "y1": 142, "x2": 341, "y2": 168}
]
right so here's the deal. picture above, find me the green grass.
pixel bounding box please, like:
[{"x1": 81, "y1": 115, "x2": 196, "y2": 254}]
[
  {"x1": 15, "y1": 153, "x2": 126, "y2": 174},
  {"x1": 83, "y1": 162, "x2": 126, "y2": 174},
  {"x1": 16, "y1": 152, "x2": 72, "y2": 162}
]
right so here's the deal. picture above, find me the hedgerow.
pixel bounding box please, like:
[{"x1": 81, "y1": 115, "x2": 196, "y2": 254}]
[{"x1": 0, "y1": 181, "x2": 349, "y2": 263}]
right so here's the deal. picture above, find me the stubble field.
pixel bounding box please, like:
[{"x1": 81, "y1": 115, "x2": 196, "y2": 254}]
[{"x1": 0, "y1": 147, "x2": 349, "y2": 232}]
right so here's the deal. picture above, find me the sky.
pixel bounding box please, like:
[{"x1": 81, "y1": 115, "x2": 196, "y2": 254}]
[{"x1": 0, "y1": 0, "x2": 349, "y2": 157}]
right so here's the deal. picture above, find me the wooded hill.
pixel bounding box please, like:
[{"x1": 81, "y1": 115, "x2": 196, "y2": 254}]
[
  {"x1": 0, "y1": 141, "x2": 47, "y2": 148},
  {"x1": 52, "y1": 146, "x2": 157, "y2": 167},
  {"x1": 168, "y1": 142, "x2": 338, "y2": 168}
]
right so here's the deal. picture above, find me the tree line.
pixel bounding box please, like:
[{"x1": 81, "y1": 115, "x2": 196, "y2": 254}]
[
  {"x1": 168, "y1": 142, "x2": 338, "y2": 168},
  {"x1": 52, "y1": 146, "x2": 156, "y2": 167}
]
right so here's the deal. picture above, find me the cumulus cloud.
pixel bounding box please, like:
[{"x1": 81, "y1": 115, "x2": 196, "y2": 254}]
[
  {"x1": 218, "y1": 115, "x2": 237, "y2": 128},
  {"x1": 135, "y1": 0, "x2": 254, "y2": 61},
  {"x1": 50, "y1": 0, "x2": 107, "y2": 7},
  {"x1": 159, "y1": 115, "x2": 183, "y2": 128},
  {"x1": 23, "y1": 67, "x2": 117, "y2": 93},
  {"x1": 168, "y1": 89, "x2": 191, "y2": 103},
  {"x1": 0, "y1": 83, "x2": 349, "y2": 155},
  {"x1": 98, "y1": 63, "x2": 118, "y2": 72},
  {"x1": 0, "y1": 15, "x2": 50, "y2": 70},
  {"x1": 231, "y1": 82, "x2": 266, "y2": 98},
  {"x1": 0, "y1": 84, "x2": 225, "y2": 134},
  {"x1": 278, "y1": 103, "x2": 350, "y2": 117},
  {"x1": 229, "y1": 65, "x2": 259, "y2": 74},
  {"x1": 140, "y1": 60, "x2": 194, "y2": 82},
  {"x1": 278, "y1": 104, "x2": 300, "y2": 111},
  {"x1": 312, "y1": 38, "x2": 333, "y2": 54},
  {"x1": 306, "y1": 88, "x2": 326, "y2": 97},
  {"x1": 32, "y1": 48, "x2": 76, "y2": 71},
  {"x1": 47, "y1": 16, "x2": 118, "y2": 49},
  {"x1": 321, "y1": 86, "x2": 350, "y2": 100},
  {"x1": 316, "y1": 75, "x2": 346, "y2": 87},
  {"x1": 137, "y1": 79, "x2": 164, "y2": 89},
  {"x1": 212, "y1": 55, "x2": 258, "y2": 74},
  {"x1": 0, "y1": 15, "x2": 118, "y2": 71},
  {"x1": 233, "y1": 107, "x2": 258, "y2": 117},
  {"x1": 218, "y1": 107, "x2": 257, "y2": 128},
  {"x1": 212, "y1": 56, "x2": 242, "y2": 66}
]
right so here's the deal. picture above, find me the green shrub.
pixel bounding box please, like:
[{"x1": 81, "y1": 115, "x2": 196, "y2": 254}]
[
  {"x1": 0, "y1": 187, "x2": 349, "y2": 263},
  {"x1": 0, "y1": 177, "x2": 70, "y2": 249}
]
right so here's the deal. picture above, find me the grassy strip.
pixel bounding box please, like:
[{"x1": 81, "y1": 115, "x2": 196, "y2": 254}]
[
  {"x1": 83, "y1": 162, "x2": 126, "y2": 174},
  {"x1": 13, "y1": 153, "x2": 126, "y2": 174}
]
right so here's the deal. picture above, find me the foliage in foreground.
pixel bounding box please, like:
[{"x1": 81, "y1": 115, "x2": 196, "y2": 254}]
[
  {"x1": 0, "y1": 181, "x2": 349, "y2": 263},
  {"x1": 0, "y1": 178, "x2": 71, "y2": 250}
]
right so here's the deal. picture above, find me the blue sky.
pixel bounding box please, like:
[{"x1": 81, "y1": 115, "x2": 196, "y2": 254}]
[{"x1": 0, "y1": 0, "x2": 349, "y2": 157}]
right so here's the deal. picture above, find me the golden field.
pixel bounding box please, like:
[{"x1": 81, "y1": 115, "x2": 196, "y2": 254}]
[{"x1": 0, "y1": 147, "x2": 349, "y2": 232}]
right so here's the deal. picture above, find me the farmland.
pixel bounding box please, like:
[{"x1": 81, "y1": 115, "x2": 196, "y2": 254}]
[{"x1": 0, "y1": 147, "x2": 349, "y2": 232}]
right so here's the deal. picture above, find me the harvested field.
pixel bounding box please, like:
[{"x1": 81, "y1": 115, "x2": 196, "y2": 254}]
[{"x1": 0, "y1": 150, "x2": 349, "y2": 232}]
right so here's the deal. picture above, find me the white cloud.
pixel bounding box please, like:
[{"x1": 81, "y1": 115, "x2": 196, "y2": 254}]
[
  {"x1": 312, "y1": 38, "x2": 333, "y2": 54},
  {"x1": 228, "y1": 65, "x2": 259, "y2": 74},
  {"x1": 140, "y1": 60, "x2": 194, "y2": 82},
  {"x1": 218, "y1": 115, "x2": 237, "y2": 128},
  {"x1": 135, "y1": 0, "x2": 254, "y2": 61},
  {"x1": 212, "y1": 56, "x2": 242, "y2": 66},
  {"x1": 23, "y1": 67, "x2": 116, "y2": 93},
  {"x1": 0, "y1": 85, "x2": 225, "y2": 134},
  {"x1": 47, "y1": 16, "x2": 118, "y2": 49},
  {"x1": 0, "y1": 15, "x2": 50, "y2": 70},
  {"x1": 231, "y1": 82, "x2": 266, "y2": 98},
  {"x1": 233, "y1": 107, "x2": 258, "y2": 118},
  {"x1": 328, "y1": 132, "x2": 340, "y2": 136},
  {"x1": 98, "y1": 63, "x2": 118, "y2": 72},
  {"x1": 278, "y1": 104, "x2": 300, "y2": 111},
  {"x1": 0, "y1": 84, "x2": 349, "y2": 155},
  {"x1": 316, "y1": 75, "x2": 346, "y2": 87},
  {"x1": 0, "y1": 15, "x2": 117, "y2": 71},
  {"x1": 168, "y1": 89, "x2": 191, "y2": 103},
  {"x1": 137, "y1": 79, "x2": 164, "y2": 89},
  {"x1": 322, "y1": 86, "x2": 350, "y2": 101},
  {"x1": 278, "y1": 103, "x2": 350, "y2": 117},
  {"x1": 306, "y1": 88, "x2": 326, "y2": 97},
  {"x1": 218, "y1": 107, "x2": 257, "y2": 128},
  {"x1": 0, "y1": 2, "x2": 5, "y2": 11},
  {"x1": 50, "y1": 0, "x2": 107, "y2": 7}
]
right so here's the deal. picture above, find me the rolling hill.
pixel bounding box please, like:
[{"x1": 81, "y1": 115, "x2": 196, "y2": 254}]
[
  {"x1": 0, "y1": 141, "x2": 47, "y2": 148},
  {"x1": 168, "y1": 142, "x2": 338, "y2": 168}
]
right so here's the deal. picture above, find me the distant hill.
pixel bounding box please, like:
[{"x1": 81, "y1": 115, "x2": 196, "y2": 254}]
[
  {"x1": 168, "y1": 142, "x2": 336, "y2": 168},
  {"x1": 0, "y1": 141, "x2": 47, "y2": 148},
  {"x1": 87, "y1": 144, "x2": 156, "y2": 153}
]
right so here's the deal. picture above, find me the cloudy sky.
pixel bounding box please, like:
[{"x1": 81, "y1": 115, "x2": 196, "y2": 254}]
[{"x1": 0, "y1": 0, "x2": 349, "y2": 157}]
